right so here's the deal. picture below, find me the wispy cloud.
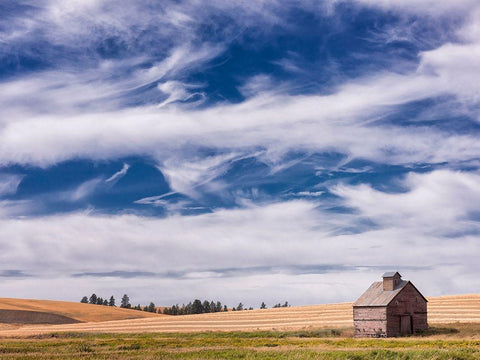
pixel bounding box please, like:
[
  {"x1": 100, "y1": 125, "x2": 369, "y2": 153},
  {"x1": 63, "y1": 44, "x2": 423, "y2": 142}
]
[
  {"x1": 105, "y1": 163, "x2": 130, "y2": 183},
  {"x1": 0, "y1": 174, "x2": 23, "y2": 197}
]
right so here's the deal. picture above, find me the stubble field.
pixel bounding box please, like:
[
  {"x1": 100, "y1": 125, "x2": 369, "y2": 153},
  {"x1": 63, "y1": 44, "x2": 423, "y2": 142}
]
[{"x1": 0, "y1": 294, "x2": 479, "y2": 359}]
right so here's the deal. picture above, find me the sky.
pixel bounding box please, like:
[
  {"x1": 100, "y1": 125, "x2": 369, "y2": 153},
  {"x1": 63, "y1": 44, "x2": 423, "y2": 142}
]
[{"x1": 0, "y1": 0, "x2": 480, "y2": 308}]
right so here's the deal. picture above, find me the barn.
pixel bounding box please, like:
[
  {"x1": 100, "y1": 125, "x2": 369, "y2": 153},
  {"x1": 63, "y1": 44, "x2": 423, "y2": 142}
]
[{"x1": 353, "y1": 272, "x2": 428, "y2": 337}]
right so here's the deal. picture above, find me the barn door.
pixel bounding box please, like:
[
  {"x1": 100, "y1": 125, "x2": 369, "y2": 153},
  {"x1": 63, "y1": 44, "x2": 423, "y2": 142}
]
[{"x1": 400, "y1": 315, "x2": 412, "y2": 335}]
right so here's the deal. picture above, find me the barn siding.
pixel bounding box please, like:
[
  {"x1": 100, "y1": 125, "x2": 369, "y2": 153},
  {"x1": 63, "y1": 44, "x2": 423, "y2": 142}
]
[{"x1": 353, "y1": 307, "x2": 387, "y2": 337}]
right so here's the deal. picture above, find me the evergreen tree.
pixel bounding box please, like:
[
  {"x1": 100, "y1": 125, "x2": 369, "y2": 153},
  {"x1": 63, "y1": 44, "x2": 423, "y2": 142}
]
[
  {"x1": 108, "y1": 296, "x2": 115, "y2": 307},
  {"x1": 236, "y1": 303, "x2": 243, "y2": 311},
  {"x1": 120, "y1": 294, "x2": 131, "y2": 308},
  {"x1": 103, "y1": 299, "x2": 108, "y2": 306},
  {"x1": 80, "y1": 296, "x2": 88, "y2": 303},
  {"x1": 202, "y1": 300, "x2": 211, "y2": 313},
  {"x1": 283, "y1": 301, "x2": 289, "y2": 308},
  {"x1": 96, "y1": 297, "x2": 104, "y2": 305},
  {"x1": 192, "y1": 299, "x2": 203, "y2": 314},
  {"x1": 185, "y1": 302, "x2": 192, "y2": 314},
  {"x1": 224, "y1": 305, "x2": 228, "y2": 312},
  {"x1": 260, "y1": 302, "x2": 267, "y2": 309},
  {"x1": 148, "y1": 302, "x2": 156, "y2": 313},
  {"x1": 89, "y1": 293, "x2": 97, "y2": 304},
  {"x1": 216, "y1": 301, "x2": 222, "y2": 312}
]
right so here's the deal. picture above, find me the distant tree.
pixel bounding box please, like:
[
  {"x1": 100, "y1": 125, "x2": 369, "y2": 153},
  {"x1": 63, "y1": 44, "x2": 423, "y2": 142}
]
[
  {"x1": 120, "y1": 294, "x2": 131, "y2": 308},
  {"x1": 89, "y1": 293, "x2": 97, "y2": 304},
  {"x1": 192, "y1": 299, "x2": 203, "y2": 314},
  {"x1": 282, "y1": 301, "x2": 289, "y2": 308},
  {"x1": 96, "y1": 297, "x2": 104, "y2": 305},
  {"x1": 108, "y1": 296, "x2": 115, "y2": 307},
  {"x1": 148, "y1": 302, "x2": 156, "y2": 313},
  {"x1": 232, "y1": 307, "x2": 236, "y2": 311},
  {"x1": 236, "y1": 303, "x2": 243, "y2": 311},
  {"x1": 248, "y1": 307, "x2": 253, "y2": 310},
  {"x1": 80, "y1": 296, "x2": 88, "y2": 303},
  {"x1": 224, "y1": 305, "x2": 228, "y2": 312},
  {"x1": 103, "y1": 299, "x2": 108, "y2": 306},
  {"x1": 203, "y1": 300, "x2": 211, "y2": 313},
  {"x1": 216, "y1": 301, "x2": 222, "y2": 312},
  {"x1": 260, "y1": 302, "x2": 267, "y2": 309},
  {"x1": 133, "y1": 304, "x2": 142, "y2": 311}
]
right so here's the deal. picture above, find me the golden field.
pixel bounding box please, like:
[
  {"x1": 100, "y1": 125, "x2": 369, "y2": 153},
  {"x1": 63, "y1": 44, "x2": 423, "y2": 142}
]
[{"x1": 0, "y1": 294, "x2": 479, "y2": 337}]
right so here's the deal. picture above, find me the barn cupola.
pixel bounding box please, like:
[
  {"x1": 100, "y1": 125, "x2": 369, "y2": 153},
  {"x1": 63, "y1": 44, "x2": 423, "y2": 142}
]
[{"x1": 382, "y1": 272, "x2": 402, "y2": 291}]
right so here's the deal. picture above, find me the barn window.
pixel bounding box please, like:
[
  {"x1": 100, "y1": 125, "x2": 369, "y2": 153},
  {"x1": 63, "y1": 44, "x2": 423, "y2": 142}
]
[{"x1": 395, "y1": 300, "x2": 399, "y2": 305}]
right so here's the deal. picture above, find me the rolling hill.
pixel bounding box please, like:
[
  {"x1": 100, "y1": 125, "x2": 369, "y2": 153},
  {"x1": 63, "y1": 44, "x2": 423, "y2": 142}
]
[{"x1": 0, "y1": 297, "x2": 160, "y2": 325}]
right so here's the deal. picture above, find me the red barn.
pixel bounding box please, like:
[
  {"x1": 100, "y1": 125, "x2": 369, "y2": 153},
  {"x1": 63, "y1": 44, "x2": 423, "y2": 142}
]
[{"x1": 353, "y1": 272, "x2": 428, "y2": 337}]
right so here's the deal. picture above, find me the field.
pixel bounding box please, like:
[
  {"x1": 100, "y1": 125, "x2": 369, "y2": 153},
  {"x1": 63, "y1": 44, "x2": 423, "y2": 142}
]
[
  {"x1": 0, "y1": 294, "x2": 479, "y2": 336},
  {"x1": 0, "y1": 295, "x2": 479, "y2": 359},
  {"x1": 1, "y1": 325, "x2": 480, "y2": 359},
  {"x1": 0, "y1": 298, "x2": 158, "y2": 325}
]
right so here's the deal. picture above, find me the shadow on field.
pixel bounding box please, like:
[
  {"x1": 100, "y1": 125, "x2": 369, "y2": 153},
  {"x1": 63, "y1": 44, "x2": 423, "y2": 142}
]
[{"x1": 417, "y1": 327, "x2": 460, "y2": 336}]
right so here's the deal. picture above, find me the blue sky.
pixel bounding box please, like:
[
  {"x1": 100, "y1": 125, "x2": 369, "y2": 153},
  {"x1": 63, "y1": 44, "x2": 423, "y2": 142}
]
[{"x1": 1, "y1": 0, "x2": 480, "y2": 307}]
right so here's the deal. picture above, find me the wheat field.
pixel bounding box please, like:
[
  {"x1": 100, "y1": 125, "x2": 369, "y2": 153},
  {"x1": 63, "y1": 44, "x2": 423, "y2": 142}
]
[{"x1": 0, "y1": 294, "x2": 479, "y2": 337}]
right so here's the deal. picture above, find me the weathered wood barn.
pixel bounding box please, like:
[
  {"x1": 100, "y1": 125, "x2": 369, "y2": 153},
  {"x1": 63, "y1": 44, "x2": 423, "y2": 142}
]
[{"x1": 353, "y1": 272, "x2": 428, "y2": 337}]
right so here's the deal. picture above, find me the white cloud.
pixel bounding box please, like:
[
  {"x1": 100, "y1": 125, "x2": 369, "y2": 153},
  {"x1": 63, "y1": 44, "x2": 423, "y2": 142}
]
[
  {"x1": 0, "y1": 195, "x2": 479, "y2": 304},
  {"x1": 0, "y1": 174, "x2": 23, "y2": 197},
  {"x1": 0, "y1": 68, "x2": 478, "y2": 168},
  {"x1": 347, "y1": 0, "x2": 479, "y2": 16},
  {"x1": 333, "y1": 170, "x2": 480, "y2": 234},
  {"x1": 294, "y1": 191, "x2": 324, "y2": 197},
  {"x1": 158, "y1": 153, "x2": 239, "y2": 198},
  {"x1": 105, "y1": 163, "x2": 130, "y2": 183},
  {"x1": 64, "y1": 178, "x2": 103, "y2": 202}
]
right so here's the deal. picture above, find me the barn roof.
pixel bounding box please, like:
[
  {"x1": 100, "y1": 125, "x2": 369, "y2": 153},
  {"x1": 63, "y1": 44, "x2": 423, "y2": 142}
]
[{"x1": 353, "y1": 280, "x2": 409, "y2": 307}]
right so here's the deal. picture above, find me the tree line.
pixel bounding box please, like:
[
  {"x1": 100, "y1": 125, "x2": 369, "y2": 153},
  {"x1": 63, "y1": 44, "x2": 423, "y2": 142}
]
[
  {"x1": 80, "y1": 294, "x2": 116, "y2": 307},
  {"x1": 80, "y1": 294, "x2": 289, "y2": 314},
  {"x1": 80, "y1": 294, "x2": 158, "y2": 313}
]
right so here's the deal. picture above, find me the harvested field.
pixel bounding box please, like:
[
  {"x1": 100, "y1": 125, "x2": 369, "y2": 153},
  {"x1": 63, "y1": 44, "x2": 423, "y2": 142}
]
[
  {"x1": 0, "y1": 309, "x2": 79, "y2": 324},
  {"x1": 0, "y1": 298, "x2": 159, "y2": 324},
  {"x1": 0, "y1": 294, "x2": 479, "y2": 337}
]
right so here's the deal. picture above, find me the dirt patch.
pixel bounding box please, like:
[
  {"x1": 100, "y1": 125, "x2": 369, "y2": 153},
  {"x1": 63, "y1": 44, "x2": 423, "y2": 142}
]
[{"x1": 0, "y1": 309, "x2": 80, "y2": 325}]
